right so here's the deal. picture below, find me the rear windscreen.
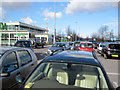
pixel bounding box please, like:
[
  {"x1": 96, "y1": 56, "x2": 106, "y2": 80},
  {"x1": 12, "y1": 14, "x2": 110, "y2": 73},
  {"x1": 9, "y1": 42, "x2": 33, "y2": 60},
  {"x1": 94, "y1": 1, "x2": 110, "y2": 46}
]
[
  {"x1": 109, "y1": 44, "x2": 120, "y2": 49},
  {"x1": 80, "y1": 43, "x2": 93, "y2": 48}
]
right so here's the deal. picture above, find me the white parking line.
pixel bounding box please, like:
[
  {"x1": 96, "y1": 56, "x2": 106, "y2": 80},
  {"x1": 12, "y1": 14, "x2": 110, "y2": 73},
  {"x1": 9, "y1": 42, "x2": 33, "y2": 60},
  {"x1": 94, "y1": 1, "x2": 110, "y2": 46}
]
[{"x1": 107, "y1": 72, "x2": 120, "y2": 75}]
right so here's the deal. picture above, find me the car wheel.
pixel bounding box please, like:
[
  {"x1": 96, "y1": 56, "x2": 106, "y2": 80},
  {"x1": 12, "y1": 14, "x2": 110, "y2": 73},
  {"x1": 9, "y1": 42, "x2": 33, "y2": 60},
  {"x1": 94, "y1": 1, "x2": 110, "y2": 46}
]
[
  {"x1": 104, "y1": 54, "x2": 108, "y2": 59},
  {"x1": 35, "y1": 45, "x2": 37, "y2": 48}
]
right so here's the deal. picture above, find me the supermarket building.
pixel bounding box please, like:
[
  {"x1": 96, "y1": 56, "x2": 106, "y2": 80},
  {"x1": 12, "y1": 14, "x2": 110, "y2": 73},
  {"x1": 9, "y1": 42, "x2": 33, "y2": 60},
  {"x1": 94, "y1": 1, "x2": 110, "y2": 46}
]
[{"x1": 0, "y1": 22, "x2": 48, "y2": 46}]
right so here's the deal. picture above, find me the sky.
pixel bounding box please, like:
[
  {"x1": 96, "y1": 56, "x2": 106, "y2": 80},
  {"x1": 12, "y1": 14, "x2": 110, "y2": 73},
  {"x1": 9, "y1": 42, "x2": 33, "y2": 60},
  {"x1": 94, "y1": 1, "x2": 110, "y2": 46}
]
[{"x1": 0, "y1": 0, "x2": 119, "y2": 38}]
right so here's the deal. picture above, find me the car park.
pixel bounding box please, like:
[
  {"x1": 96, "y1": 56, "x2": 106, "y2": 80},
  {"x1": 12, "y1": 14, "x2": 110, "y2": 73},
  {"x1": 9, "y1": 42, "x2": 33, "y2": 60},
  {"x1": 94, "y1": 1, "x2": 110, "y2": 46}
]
[
  {"x1": 0, "y1": 47, "x2": 37, "y2": 89},
  {"x1": 14, "y1": 40, "x2": 34, "y2": 51},
  {"x1": 18, "y1": 50, "x2": 115, "y2": 89},
  {"x1": 101, "y1": 42, "x2": 120, "y2": 59},
  {"x1": 47, "y1": 42, "x2": 70, "y2": 55},
  {"x1": 78, "y1": 41, "x2": 94, "y2": 52},
  {"x1": 97, "y1": 43, "x2": 105, "y2": 54}
]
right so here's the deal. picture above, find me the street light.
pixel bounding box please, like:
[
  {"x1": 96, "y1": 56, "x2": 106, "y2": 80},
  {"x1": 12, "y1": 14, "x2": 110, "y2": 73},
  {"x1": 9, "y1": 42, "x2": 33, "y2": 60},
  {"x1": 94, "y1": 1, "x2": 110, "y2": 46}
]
[{"x1": 53, "y1": 0, "x2": 56, "y2": 44}]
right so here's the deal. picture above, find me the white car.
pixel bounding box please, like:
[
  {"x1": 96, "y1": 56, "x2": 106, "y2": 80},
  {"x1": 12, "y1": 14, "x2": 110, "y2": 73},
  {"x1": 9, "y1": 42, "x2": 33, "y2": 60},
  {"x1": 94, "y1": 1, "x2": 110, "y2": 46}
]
[{"x1": 97, "y1": 43, "x2": 105, "y2": 53}]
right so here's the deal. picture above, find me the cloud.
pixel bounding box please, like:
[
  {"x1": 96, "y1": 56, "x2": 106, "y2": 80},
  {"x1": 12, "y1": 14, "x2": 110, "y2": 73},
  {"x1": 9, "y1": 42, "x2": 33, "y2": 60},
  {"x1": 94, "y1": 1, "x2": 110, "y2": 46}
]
[
  {"x1": 103, "y1": 22, "x2": 118, "y2": 27},
  {"x1": 43, "y1": 9, "x2": 62, "y2": 19},
  {"x1": 0, "y1": 7, "x2": 7, "y2": 20},
  {"x1": 2, "y1": 2, "x2": 32, "y2": 11},
  {"x1": 21, "y1": 17, "x2": 37, "y2": 24},
  {"x1": 65, "y1": 0, "x2": 118, "y2": 15}
]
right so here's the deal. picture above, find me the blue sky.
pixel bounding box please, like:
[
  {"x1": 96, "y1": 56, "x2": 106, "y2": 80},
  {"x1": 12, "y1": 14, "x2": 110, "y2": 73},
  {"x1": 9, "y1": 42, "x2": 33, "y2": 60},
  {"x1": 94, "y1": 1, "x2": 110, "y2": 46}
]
[{"x1": 1, "y1": 1, "x2": 118, "y2": 38}]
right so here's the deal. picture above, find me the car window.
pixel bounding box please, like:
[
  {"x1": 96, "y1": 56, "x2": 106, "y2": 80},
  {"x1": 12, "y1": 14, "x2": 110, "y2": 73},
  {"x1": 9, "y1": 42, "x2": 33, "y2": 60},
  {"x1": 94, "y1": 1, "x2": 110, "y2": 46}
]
[
  {"x1": 52, "y1": 43, "x2": 65, "y2": 47},
  {"x1": 80, "y1": 43, "x2": 93, "y2": 48},
  {"x1": 24, "y1": 62, "x2": 108, "y2": 89},
  {"x1": 1, "y1": 52, "x2": 19, "y2": 73},
  {"x1": 15, "y1": 41, "x2": 31, "y2": 47},
  {"x1": 17, "y1": 50, "x2": 32, "y2": 66},
  {"x1": 109, "y1": 44, "x2": 120, "y2": 49}
]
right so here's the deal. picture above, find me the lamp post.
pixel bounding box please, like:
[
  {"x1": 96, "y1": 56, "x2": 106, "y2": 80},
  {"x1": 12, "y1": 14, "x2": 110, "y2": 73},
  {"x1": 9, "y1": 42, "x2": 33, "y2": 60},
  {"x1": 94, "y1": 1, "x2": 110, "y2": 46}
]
[
  {"x1": 53, "y1": 0, "x2": 56, "y2": 44},
  {"x1": 75, "y1": 21, "x2": 78, "y2": 41}
]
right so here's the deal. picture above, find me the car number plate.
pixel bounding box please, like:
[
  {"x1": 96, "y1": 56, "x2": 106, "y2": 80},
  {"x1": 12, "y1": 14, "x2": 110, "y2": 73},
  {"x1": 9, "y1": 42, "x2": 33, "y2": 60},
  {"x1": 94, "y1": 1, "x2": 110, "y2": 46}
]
[{"x1": 111, "y1": 55, "x2": 118, "y2": 57}]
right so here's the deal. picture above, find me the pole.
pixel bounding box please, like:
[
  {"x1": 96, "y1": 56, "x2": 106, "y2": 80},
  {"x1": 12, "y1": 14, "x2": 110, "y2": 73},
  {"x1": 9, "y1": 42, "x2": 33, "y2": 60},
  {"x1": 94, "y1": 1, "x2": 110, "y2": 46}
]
[
  {"x1": 75, "y1": 22, "x2": 78, "y2": 41},
  {"x1": 53, "y1": 0, "x2": 56, "y2": 44}
]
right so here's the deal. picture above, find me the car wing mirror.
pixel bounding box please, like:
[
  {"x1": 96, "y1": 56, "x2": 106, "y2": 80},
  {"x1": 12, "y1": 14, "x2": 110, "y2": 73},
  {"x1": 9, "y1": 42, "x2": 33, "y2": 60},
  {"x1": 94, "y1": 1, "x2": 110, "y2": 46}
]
[
  {"x1": 0, "y1": 72, "x2": 10, "y2": 77},
  {"x1": 16, "y1": 75, "x2": 25, "y2": 84}
]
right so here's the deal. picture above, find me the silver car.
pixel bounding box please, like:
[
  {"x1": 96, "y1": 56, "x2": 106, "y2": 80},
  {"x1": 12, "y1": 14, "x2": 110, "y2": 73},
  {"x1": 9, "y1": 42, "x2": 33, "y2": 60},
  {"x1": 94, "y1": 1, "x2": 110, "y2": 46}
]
[{"x1": 0, "y1": 47, "x2": 37, "y2": 89}]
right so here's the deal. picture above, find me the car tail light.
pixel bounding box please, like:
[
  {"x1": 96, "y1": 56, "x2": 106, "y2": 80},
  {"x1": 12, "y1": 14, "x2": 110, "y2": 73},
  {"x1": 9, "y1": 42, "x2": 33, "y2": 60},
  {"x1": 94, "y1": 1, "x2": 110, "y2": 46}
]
[
  {"x1": 78, "y1": 46, "x2": 81, "y2": 50},
  {"x1": 106, "y1": 51, "x2": 108, "y2": 53}
]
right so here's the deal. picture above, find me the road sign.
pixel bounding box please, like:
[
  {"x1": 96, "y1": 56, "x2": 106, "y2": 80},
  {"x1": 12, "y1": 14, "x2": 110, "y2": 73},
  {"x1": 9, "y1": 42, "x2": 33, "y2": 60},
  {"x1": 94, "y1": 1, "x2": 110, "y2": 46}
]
[{"x1": 17, "y1": 33, "x2": 21, "y2": 37}]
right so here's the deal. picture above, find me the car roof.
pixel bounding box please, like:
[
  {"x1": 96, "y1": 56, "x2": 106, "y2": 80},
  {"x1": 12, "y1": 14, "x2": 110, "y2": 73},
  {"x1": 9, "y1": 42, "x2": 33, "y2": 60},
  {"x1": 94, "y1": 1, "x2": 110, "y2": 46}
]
[
  {"x1": 44, "y1": 51, "x2": 100, "y2": 66},
  {"x1": 17, "y1": 40, "x2": 31, "y2": 42},
  {"x1": 104, "y1": 42, "x2": 120, "y2": 45},
  {"x1": 80, "y1": 41, "x2": 92, "y2": 44},
  {"x1": 0, "y1": 46, "x2": 30, "y2": 54}
]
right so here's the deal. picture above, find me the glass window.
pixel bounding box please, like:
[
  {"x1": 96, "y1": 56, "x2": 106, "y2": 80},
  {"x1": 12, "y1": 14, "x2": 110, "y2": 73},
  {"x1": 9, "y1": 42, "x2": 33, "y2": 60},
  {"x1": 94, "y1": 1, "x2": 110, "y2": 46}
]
[
  {"x1": 18, "y1": 50, "x2": 32, "y2": 66},
  {"x1": 80, "y1": 43, "x2": 93, "y2": 48},
  {"x1": 109, "y1": 44, "x2": 120, "y2": 49},
  {"x1": 52, "y1": 43, "x2": 65, "y2": 47},
  {"x1": 24, "y1": 62, "x2": 108, "y2": 89},
  {"x1": 1, "y1": 52, "x2": 18, "y2": 73}
]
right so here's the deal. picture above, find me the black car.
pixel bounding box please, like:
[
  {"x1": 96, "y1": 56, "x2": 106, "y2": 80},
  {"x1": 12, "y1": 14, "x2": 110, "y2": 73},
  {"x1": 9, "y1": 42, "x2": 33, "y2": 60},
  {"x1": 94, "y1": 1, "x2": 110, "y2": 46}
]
[
  {"x1": 29, "y1": 38, "x2": 45, "y2": 48},
  {"x1": 47, "y1": 42, "x2": 70, "y2": 55},
  {"x1": 14, "y1": 40, "x2": 34, "y2": 51},
  {"x1": 17, "y1": 50, "x2": 116, "y2": 89},
  {"x1": 101, "y1": 42, "x2": 120, "y2": 59}
]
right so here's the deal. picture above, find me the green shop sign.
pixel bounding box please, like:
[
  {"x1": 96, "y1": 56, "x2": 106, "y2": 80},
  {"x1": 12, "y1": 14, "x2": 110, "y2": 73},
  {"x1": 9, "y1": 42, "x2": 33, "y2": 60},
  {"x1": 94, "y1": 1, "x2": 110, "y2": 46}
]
[{"x1": 0, "y1": 22, "x2": 7, "y2": 30}]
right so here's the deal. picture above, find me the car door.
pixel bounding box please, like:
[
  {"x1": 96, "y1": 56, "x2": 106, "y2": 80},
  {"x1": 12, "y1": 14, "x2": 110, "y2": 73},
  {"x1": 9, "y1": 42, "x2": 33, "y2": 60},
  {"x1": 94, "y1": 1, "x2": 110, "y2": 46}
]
[
  {"x1": 17, "y1": 50, "x2": 36, "y2": 78},
  {"x1": 1, "y1": 51, "x2": 20, "y2": 89}
]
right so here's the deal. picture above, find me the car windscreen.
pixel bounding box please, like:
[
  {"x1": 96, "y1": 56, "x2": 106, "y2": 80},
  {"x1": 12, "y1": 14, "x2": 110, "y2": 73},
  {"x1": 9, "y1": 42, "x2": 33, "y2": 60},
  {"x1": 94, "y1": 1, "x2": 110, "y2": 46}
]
[
  {"x1": 35, "y1": 39, "x2": 40, "y2": 43},
  {"x1": 109, "y1": 44, "x2": 120, "y2": 49},
  {"x1": 80, "y1": 43, "x2": 93, "y2": 48},
  {"x1": 52, "y1": 43, "x2": 65, "y2": 47},
  {"x1": 15, "y1": 41, "x2": 32, "y2": 47},
  {"x1": 69, "y1": 43, "x2": 73, "y2": 46},
  {"x1": 24, "y1": 62, "x2": 108, "y2": 89}
]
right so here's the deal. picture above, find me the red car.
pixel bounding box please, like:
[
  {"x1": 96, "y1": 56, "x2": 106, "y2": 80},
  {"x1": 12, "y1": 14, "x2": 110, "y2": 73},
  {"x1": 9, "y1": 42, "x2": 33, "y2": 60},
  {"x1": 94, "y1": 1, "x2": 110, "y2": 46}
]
[{"x1": 78, "y1": 42, "x2": 94, "y2": 52}]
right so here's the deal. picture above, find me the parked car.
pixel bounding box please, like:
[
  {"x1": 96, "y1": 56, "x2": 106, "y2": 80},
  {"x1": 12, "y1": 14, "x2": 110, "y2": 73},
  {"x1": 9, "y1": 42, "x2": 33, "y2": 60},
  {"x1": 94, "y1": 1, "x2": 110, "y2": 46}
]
[
  {"x1": 101, "y1": 42, "x2": 120, "y2": 59},
  {"x1": 89, "y1": 40, "x2": 99, "y2": 49},
  {"x1": 68, "y1": 42, "x2": 74, "y2": 50},
  {"x1": 14, "y1": 40, "x2": 34, "y2": 51},
  {"x1": 0, "y1": 47, "x2": 37, "y2": 89},
  {"x1": 18, "y1": 50, "x2": 115, "y2": 89},
  {"x1": 97, "y1": 43, "x2": 105, "y2": 54},
  {"x1": 78, "y1": 41, "x2": 94, "y2": 52},
  {"x1": 73, "y1": 41, "x2": 81, "y2": 50},
  {"x1": 47, "y1": 42, "x2": 70, "y2": 55},
  {"x1": 29, "y1": 38, "x2": 45, "y2": 48}
]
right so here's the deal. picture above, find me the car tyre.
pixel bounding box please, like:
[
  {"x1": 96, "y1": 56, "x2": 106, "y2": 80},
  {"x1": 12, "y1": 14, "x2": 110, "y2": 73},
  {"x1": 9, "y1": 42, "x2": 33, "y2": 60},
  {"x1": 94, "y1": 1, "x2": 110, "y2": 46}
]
[
  {"x1": 35, "y1": 45, "x2": 37, "y2": 48},
  {"x1": 42, "y1": 45, "x2": 44, "y2": 48}
]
